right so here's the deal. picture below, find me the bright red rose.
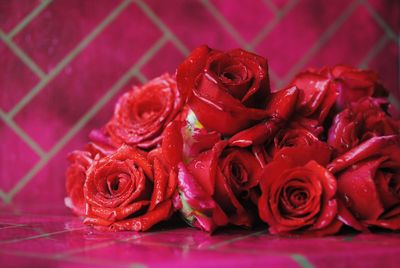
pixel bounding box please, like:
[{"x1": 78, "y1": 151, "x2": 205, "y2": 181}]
[
  {"x1": 83, "y1": 144, "x2": 176, "y2": 231},
  {"x1": 177, "y1": 45, "x2": 270, "y2": 135},
  {"x1": 65, "y1": 150, "x2": 92, "y2": 216},
  {"x1": 258, "y1": 143, "x2": 342, "y2": 236},
  {"x1": 65, "y1": 142, "x2": 114, "y2": 216},
  {"x1": 328, "y1": 135, "x2": 400, "y2": 230},
  {"x1": 102, "y1": 73, "x2": 182, "y2": 149},
  {"x1": 328, "y1": 97, "x2": 400, "y2": 155}
]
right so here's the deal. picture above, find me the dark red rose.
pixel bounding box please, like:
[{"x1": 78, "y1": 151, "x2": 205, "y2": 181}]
[
  {"x1": 102, "y1": 73, "x2": 181, "y2": 149},
  {"x1": 176, "y1": 141, "x2": 262, "y2": 232},
  {"x1": 253, "y1": 128, "x2": 321, "y2": 165},
  {"x1": 258, "y1": 143, "x2": 342, "y2": 236},
  {"x1": 65, "y1": 142, "x2": 114, "y2": 216},
  {"x1": 176, "y1": 45, "x2": 270, "y2": 135},
  {"x1": 328, "y1": 135, "x2": 400, "y2": 230},
  {"x1": 163, "y1": 120, "x2": 262, "y2": 232},
  {"x1": 329, "y1": 65, "x2": 387, "y2": 110},
  {"x1": 289, "y1": 69, "x2": 337, "y2": 124},
  {"x1": 83, "y1": 144, "x2": 176, "y2": 231},
  {"x1": 229, "y1": 86, "x2": 298, "y2": 147},
  {"x1": 290, "y1": 66, "x2": 388, "y2": 121},
  {"x1": 328, "y1": 97, "x2": 400, "y2": 155},
  {"x1": 287, "y1": 116, "x2": 324, "y2": 138}
]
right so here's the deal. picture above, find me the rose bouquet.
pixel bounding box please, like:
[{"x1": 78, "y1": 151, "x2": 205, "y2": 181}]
[{"x1": 65, "y1": 45, "x2": 400, "y2": 236}]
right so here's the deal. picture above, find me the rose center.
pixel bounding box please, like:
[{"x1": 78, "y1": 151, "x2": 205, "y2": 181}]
[
  {"x1": 230, "y1": 162, "x2": 241, "y2": 179},
  {"x1": 106, "y1": 174, "x2": 129, "y2": 195},
  {"x1": 221, "y1": 71, "x2": 239, "y2": 83},
  {"x1": 135, "y1": 101, "x2": 162, "y2": 120},
  {"x1": 388, "y1": 173, "x2": 400, "y2": 198},
  {"x1": 286, "y1": 187, "x2": 309, "y2": 208}
]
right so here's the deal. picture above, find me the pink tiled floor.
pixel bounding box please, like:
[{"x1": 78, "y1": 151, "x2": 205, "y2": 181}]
[{"x1": 1, "y1": 208, "x2": 400, "y2": 268}]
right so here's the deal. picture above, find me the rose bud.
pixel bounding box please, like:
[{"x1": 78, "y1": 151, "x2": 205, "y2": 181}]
[
  {"x1": 163, "y1": 120, "x2": 262, "y2": 232},
  {"x1": 328, "y1": 97, "x2": 400, "y2": 156},
  {"x1": 176, "y1": 45, "x2": 270, "y2": 135},
  {"x1": 258, "y1": 143, "x2": 342, "y2": 236},
  {"x1": 65, "y1": 142, "x2": 114, "y2": 216},
  {"x1": 328, "y1": 135, "x2": 400, "y2": 231},
  {"x1": 98, "y1": 73, "x2": 182, "y2": 149},
  {"x1": 83, "y1": 144, "x2": 176, "y2": 231}
]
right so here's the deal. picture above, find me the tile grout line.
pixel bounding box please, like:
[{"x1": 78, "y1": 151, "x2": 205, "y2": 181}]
[
  {"x1": 134, "y1": 0, "x2": 190, "y2": 56},
  {"x1": 0, "y1": 227, "x2": 87, "y2": 244},
  {"x1": 5, "y1": 35, "x2": 169, "y2": 202},
  {"x1": 55, "y1": 231, "x2": 161, "y2": 258},
  {"x1": 0, "y1": 224, "x2": 26, "y2": 230},
  {"x1": 248, "y1": 0, "x2": 300, "y2": 50},
  {"x1": 278, "y1": 0, "x2": 360, "y2": 88},
  {"x1": 8, "y1": 0, "x2": 53, "y2": 39},
  {"x1": 207, "y1": 230, "x2": 265, "y2": 250},
  {"x1": 135, "y1": 70, "x2": 148, "y2": 84},
  {"x1": 0, "y1": 109, "x2": 46, "y2": 157},
  {"x1": 363, "y1": 0, "x2": 397, "y2": 41},
  {"x1": 358, "y1": 34, "x2": 390, "y2": 68},
  {"x1": 0, "y1": 249, "x2": 130, "y2": 268},
  {"x1": 0, "y1": 30, "x2": 46, "y2": 79},
  {"x1": 7, "y1": 0, "x2": 133, "y2": 119},
  {"x1": 290, "y1": 253, "x2": 315, "y2": 268},
  {"x1": 200, "y1": 0, "x2": 248, "y2": 48},
  {"x1": 0, "y1": 190, "x2": 8, "y2": 202}
]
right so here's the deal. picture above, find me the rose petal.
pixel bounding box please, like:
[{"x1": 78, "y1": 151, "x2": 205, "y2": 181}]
[{"x1": 110, "y1": 200, "x2": 173, "y2": 231}]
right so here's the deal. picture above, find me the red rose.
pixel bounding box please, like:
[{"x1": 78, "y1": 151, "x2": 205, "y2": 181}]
[
  {"x1": 65, "y1": 150, "x2": 92, "y2": 216},
  {"x1": 328, "y1": 97, "x2": 399, "y2": 155},
  {"x1": 176, "y1": 45, "x2": 270, "y2": 135},
  {"x1": 258, "y1": 143, "x2": 342, "y2": 236},
  {"x1": 83, "y1": 145, "x2": 176, "y2": 231},
  {"x1": 328, "y1": 135, "x2": 400, "y2": 230},
  {"x1": 289, "y1": 69, "x2": 337, "y2": 124},
  {"x1": 163, "y1": 120, "x2": 262, "y2": 232},
  {"x1": 65, "y1": 142, "x2": 114, "y2": 216},
  {"x1": 329, "y1": 65, "x2": 387, "y2": 110},
  {"x1": 253, "y1": 128, "x2": 321, "y2": 165},
  {"x1": 290, "y1": 66, "x2": 388, "y2": 122},
  {"x1": 176, "y1": 141, "x2": 262, "y2": 232},
  {"x1": 102, "y1": 73, "x2": 181, "y2": 149}
]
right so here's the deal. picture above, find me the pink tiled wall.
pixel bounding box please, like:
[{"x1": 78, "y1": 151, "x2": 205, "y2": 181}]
[{"x1": 1, "y1": 0, "x2": 399, "y2": 212}]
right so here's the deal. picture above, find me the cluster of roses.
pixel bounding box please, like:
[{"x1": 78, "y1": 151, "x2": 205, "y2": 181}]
[{"x1": 66, "y1": 45, "x2": 400, "y2": 236}]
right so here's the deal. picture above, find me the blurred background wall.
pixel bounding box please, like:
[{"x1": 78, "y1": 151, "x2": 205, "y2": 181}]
[{"x1": 0, "y1": 0, "x2": 399, "y2": 213}]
